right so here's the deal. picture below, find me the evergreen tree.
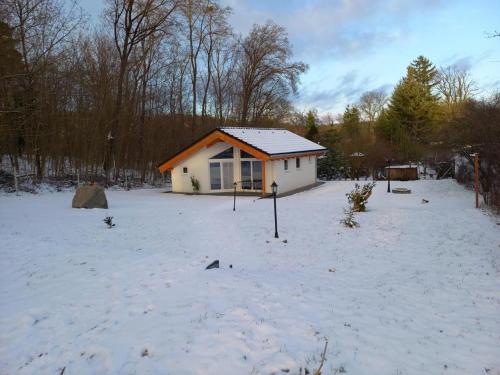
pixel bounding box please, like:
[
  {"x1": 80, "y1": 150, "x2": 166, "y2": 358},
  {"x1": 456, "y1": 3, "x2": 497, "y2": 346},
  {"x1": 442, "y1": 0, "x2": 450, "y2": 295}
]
[
  {"x1": 377, "y1": 55, "x2": 441, "y2": 160},
  {"x1": 317, "y1": 128, "x2": 347, "y2": 180},
  {"x1": 342, "y1": 105, "x2": 361, "y2": 138},
  {"x1": 305, "y1": 110, "x2": 319, "y2": 140}
]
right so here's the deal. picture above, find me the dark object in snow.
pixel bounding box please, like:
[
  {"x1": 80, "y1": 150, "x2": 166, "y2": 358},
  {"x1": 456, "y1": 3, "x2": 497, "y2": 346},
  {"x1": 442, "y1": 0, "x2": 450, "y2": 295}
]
[
  {"x1": 281, "y1": 369, "x2": 290, "y2": 373},
  {"x1": 103, "y1": 216, "x2": 115, "y2": 228},
  {"x1": 72, "y1": 183, "x2": 108, "y2": 209},
  {"x1": 229, "y1": 264, "x2": 233, "y2": 268},
  {"x1": 392, "y1": 187, "x2": 411, "y2": 194},
  {"x1": 422, "y1": 198, "x2": 429, "y2": 204},
  {"x1": 206, "y1": 260, "x2": 219, "y2": 269},
  {"x1": 282, "y1": 239, "x2": 288, "y2": 243},
  {"x1": 141, "y1": 348, "x2": 149, "y2": 357}
]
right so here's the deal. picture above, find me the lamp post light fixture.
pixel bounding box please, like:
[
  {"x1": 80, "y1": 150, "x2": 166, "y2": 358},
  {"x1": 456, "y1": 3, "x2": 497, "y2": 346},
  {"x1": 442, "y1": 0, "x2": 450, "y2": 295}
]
[
  {"x1": 386, "y1": 158, "x2": 392, "y2": 193},
  {"x1": 271, "y1": 181, "x2": 278, "y2": 238},
  {"x1": 233, "y1": 181, "x2": 237, "y2": 211}
]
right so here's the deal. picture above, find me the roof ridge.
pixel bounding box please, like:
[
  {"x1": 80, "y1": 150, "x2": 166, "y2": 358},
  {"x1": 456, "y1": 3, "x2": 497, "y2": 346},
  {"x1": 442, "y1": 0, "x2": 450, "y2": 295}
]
[{"x1": 219, "y1": 127, "x2": 287, "y2": 131}]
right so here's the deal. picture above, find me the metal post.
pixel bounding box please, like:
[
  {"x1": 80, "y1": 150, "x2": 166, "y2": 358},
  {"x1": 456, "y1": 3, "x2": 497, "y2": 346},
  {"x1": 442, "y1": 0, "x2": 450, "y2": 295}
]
[
  {"x1": 474, "y1": 153, "x2": 479, "y2": 208},
  {"x1": 273, "y1": 190, "x2": 278, "y2": 238},
  {"x1": 14, "y1": 166, "x2": 19, "y2": 196},
  {"x1": 233, "y1": 182, "x2": 237, "y2": 211},
  {"x1": 387, "y1": 159, "x2": 391, "y2": 193}
]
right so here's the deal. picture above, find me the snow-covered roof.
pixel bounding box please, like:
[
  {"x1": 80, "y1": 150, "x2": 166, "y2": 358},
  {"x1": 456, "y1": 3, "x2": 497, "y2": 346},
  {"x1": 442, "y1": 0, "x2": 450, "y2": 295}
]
[
  {"x1": 385, "y1": 165, "x2": 418, "y2": 169},
  {"x1": 219, "y1": 127, "x2": 326, "y2": 156}
]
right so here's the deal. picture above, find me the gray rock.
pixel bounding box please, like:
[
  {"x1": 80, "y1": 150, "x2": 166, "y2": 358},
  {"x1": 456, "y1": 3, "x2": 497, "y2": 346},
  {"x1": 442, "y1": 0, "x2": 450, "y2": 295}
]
[{"x1": 72, "y1": 183, "x2": 108, "y2": 209}]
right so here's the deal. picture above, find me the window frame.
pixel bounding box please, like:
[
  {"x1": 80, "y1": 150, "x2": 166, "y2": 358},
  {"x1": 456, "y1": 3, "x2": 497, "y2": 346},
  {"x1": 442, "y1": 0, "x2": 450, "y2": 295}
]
[
  {"x1": 182, "y1": 167, "x2": 188, "y2": 174},
  {"x1": 296, "y1": 157, "x2": 301, "y2": 169},
  {"x1": 209, "y1": 162, "x2": 222, "y2": 190}
]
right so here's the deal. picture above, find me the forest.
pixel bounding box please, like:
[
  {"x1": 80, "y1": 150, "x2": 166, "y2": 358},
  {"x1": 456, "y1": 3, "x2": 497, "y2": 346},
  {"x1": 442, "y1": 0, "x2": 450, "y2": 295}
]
[{"x1": 0, "y1": 0, "x2": 499, "y2": 207}]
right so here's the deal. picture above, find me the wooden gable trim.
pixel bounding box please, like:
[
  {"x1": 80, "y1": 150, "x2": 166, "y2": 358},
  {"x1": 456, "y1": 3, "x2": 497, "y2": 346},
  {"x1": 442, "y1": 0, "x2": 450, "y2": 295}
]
[{"x1": 158, "y1": 130, "x2": 270, "y2": 172}]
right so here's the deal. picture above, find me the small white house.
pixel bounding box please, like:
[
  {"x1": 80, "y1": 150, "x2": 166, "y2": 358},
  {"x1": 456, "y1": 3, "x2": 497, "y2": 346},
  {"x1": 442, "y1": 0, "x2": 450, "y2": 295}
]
[{"x1": 158, "y1": 127, "x2": 326, "y2": 196}]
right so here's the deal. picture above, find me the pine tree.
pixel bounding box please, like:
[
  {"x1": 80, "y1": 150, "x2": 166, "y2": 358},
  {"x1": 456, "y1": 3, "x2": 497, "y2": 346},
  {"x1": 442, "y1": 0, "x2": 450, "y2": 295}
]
[
  {"x1": 377, "y1": 56, "x2": 441, "y2": 160},
  {"x1": 305, "y1": 110, "x2": 319, "y2": 140},
  {"x1": 342, "y1": 105, "x2": 361, "y2": 138}
]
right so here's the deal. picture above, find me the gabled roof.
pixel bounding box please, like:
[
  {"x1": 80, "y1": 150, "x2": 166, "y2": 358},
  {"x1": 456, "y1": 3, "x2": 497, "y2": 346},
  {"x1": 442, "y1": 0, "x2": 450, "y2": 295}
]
[
  {"x1": 157, "y1": 127, "x2": 326, "y2": 172},
  {"x1": 219, "y1": 127, "x2": 326, "y2": 156}
]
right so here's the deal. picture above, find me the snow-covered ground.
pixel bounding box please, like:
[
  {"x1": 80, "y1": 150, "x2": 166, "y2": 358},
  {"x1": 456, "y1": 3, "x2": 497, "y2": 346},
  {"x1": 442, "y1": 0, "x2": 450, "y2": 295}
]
[{"x1": 1, "y1": 180, "x2": 499, "y2": 375}]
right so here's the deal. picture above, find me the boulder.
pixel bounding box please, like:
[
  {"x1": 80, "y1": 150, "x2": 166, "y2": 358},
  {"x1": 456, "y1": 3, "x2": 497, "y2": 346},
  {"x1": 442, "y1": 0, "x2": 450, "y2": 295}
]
[{"x1": 72, "y1": 183, "x2": 108, "y2": 209}]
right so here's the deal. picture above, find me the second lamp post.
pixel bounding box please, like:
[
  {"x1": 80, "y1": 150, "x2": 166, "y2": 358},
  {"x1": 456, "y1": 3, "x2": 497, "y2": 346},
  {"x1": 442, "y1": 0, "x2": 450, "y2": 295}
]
[{"x1": 271, "y1": 181, "x2": 279, "y2": 238}]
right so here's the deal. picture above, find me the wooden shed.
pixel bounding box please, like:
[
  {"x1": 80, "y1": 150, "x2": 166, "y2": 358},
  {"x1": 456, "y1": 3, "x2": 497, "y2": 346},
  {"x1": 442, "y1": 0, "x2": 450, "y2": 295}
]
[{"x1": 385, "y1": 165, "x2": 418, "y2": 181}]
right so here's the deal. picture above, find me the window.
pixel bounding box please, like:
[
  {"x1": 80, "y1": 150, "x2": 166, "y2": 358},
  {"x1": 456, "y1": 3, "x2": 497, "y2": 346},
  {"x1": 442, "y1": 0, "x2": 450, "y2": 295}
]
[
  {"x1": 296, "y1": 157, "x2": 301, "y2": 169},
  {"x1": 308, "y1": 156, "x2": 312, "y2": 164},
  {"x1": 210, "y1": 161, "x2": 234, "y2": 190},
  {"x1": 209, "y1": 163, "x2": 221, "y2": 190},
  {"x1": 222, "y1": 162, "x2": 234, "y2": 189},
  {"x1": 241, "y1": 160, "x2": 262, "y2": 190},
  {"x1": 210, "y1": 147, "x2": 233, "y2": 159},
  {"x1": 183, "y1": 167, "x2": 188, "y2": 174},
  {"x1": 284, "y1": 160, "x2": 288, "y2": 171},
  {"x1": 240, "y1": 150, "x2": 255, "y2": 158}
]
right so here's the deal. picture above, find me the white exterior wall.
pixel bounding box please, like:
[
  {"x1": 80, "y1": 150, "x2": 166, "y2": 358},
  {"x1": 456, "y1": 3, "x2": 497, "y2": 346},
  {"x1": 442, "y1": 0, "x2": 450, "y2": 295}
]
[
  {"x1": 171, "y1": 142, "x2": 231, "y2": 194},
  {"x1": 269, "y1": 155, "x2": 317, "y2": 194},
  {"x1": 171, "y1": 142, "x2": 319, "y2": 194}
]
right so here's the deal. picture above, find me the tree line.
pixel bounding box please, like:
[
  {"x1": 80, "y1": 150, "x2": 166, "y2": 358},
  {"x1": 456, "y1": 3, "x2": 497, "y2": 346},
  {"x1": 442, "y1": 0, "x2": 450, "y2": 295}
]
[
  {"x1": 311, "y1": 55, "x2": 499, "y2": 208},
  {"x1": 0, "y1": 0, "x2": 306, "y2": 184}
]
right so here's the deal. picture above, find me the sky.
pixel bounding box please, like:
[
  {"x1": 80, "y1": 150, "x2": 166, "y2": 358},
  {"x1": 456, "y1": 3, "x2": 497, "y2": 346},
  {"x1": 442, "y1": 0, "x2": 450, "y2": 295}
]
[{"x1": 81, "y1": 0, "x2": 499, "y2": 116}]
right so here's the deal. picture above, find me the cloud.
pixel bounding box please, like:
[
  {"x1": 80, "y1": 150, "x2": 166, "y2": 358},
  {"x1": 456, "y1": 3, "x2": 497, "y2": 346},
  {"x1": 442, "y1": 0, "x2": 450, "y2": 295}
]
[
  {"x1": 296, "y1": 70, "x2": 385, "y2": 113},
  {"x1": 222, "y1": 0, "x2": 445, "y2": 60}
]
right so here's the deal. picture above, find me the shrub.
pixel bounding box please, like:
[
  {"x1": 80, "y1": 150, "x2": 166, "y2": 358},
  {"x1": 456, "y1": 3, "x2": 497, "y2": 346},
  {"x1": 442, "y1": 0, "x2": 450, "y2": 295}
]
[
  {"x1": 190, "y1": 176, "x2": 200, "y2": 193},
  {"x1": 346, "y1": 182, "x2": 376, "y2": 212},
  {"x1": 341, "y1": 208, "x2": 359, "y2": 228},
  {"x1": 103, "y1": 216, "x2": 115, "y2": 228}
]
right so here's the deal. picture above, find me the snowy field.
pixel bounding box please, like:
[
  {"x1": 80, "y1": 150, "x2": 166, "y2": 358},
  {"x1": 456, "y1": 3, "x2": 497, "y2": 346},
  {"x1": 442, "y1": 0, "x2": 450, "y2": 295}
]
[{"x1": 1, "y1": 180, "x2": 499, "y2": 375}]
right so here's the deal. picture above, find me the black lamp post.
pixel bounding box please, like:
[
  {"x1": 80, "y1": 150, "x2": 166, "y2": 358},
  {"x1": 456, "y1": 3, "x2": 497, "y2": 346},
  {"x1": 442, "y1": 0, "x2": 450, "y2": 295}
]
[
  {"x1": 233, "y1": 181, "x2": 237, "y2": 211},
  {"x1": 271, "y1": 181, "x2": 278, "y2": 238},
  {"x1": 386, "y1": 158, "x2": 392, "y2": 193}
]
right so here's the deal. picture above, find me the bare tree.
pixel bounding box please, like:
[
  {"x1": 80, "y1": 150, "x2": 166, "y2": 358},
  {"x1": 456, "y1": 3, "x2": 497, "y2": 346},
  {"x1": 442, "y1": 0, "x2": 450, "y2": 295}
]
[
  {"x1": 238, "y1": 22, "x2": 307, "y2": 125},
  {"x1": 437, "y1": 65, "x2": 476, "y2": 120},
  {"x1": 358, "y1": 90, "x2": 388, "y2": 127},
  {"x1": 105, "y1": 0, "x2": 177, "y2": 179},
  {"x1": 180, "y1": 0, "x2": 212, "y2": 133},
  {"x1": 200, "y1": 2, "x2": 231, "y2": 122},
  {"x1": 210, "y1": 37, "x2": 238, "y2": 123},
  {"x1": 1, "y1": 0, "x2": 84, "y2": 180}
]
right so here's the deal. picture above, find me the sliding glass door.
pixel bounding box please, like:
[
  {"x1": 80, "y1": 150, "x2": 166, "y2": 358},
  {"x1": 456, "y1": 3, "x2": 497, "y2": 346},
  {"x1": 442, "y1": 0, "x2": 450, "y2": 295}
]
[
  {"x1": 222, "y1": 162, "x2": 234, "y2": 189},
  {"x1": 241, "y1": 160, "x2": 262, "y2": 190},
  {"x1": 241, "y1": 161, "x2": 252, "y2": 189},
  {"x1": 210, "y1": 161, "x2": 234, "y2": 190}
]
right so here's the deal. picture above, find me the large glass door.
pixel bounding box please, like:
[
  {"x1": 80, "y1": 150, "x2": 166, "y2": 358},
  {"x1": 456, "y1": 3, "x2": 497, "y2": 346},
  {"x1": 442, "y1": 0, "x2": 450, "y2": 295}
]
[
  {"x1": 241, "y1": 161, "x2": 252, "y2": 190},
  {"x1": 210, "y1": 162, "x2": 221, "y2": 190},
  {"x1": 252, "y1": 161, "x2": 262, "y2": 190},
  {"x1": 222, "y1": 162, "x2": 234, "y2": 189},
  {"x1": 210, "y1": 161, "x2": 234, "y2": 190},
  {"x1": 240, "y1": 160, "x2": 262, "y2": 190}
]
